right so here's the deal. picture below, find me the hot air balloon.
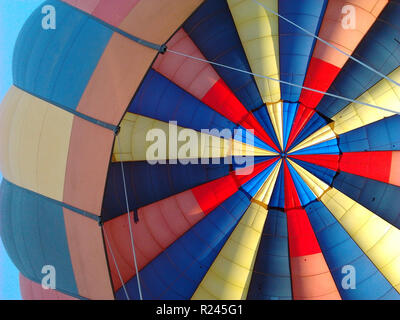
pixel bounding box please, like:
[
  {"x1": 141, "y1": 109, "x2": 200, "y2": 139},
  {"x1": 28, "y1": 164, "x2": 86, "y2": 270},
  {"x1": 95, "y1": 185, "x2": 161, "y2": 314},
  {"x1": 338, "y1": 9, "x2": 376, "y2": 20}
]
[{"x1": 0, "y1": 0, "x2": 400, "y2": 300}]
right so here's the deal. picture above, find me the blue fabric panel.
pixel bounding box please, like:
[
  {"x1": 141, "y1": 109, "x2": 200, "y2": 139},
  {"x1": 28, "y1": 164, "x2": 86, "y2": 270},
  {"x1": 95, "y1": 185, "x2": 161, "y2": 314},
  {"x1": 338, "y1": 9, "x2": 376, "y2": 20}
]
[
  {"x1": 269, "y1": 163, "x2": 285, "y2": 208},
  {"x1": 116, "y1": 191, "x2": 251, "y2": 300},
  {"x1": 235, "y1": 126, "x2": 276, "y2": 152},
  {"x1": 13, "y1": 0, "x2": 112, "y2": 110},
  {"x1": 291, "y1": 158, "x2": 336, "y2": 186},
  {"x1": 233, "y1": 156, "x2": 277, "y2": 171},
  {"x1": 241, "y1": 159, "x2": 279, "y2": 197},
  {"x1": 306, "y1": 201, "x2": 399, "y2": 300},
  {"x1": 128, "y1": 69, "x2": 236, "y2": 133},
  {"x1": 286, "y1": 161, "x2": 316, "y2": 206},
  {"x1": 252, "y1": 106, "x2": 281, "y2": 150},
  {"x1": 290, "y1": 113, "x2": 330, "y2": 150},
  {"x1": 0, "y1": 180, "x2": 78, "y2": 295},
  {"x1": 102, "y1": 161, "x2": 230, "y2": 221},
  {"x1": 380, "y1": 289, "x2": 400, "y2": 300},
  {"x1": 278, "y1": 0, "x2": 327, "y2": 102},
  {"x1": 183, "y1": 0, "x2": 263, "y2": 110},
  {"x1": 332, "y1": 171, "x2": 400, "y2": 229},
  {"x1": 291, "y1": 139, "x2": 340, "y2": 155},
  {"x1": 339, "y1": 115, "x2": 400, "y2": 153},
  {"x1": 316, "y1": 1, "x2": 400, "y2": 118},
  {"x1": 247, "y1": 209, "x2": 292, "y2": 300},
  {"x1": 282, "y1": 102, "x2": 298, "y2": 150}
]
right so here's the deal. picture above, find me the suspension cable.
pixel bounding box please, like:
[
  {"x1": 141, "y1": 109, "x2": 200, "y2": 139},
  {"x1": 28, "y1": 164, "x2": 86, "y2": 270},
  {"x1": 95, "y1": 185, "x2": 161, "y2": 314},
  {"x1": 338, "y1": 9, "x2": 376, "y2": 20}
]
[
  {"x1": 103, "y1": 228, "x2": 130, "y2": 300},
  {"x1": 251, "y1": 0, "x2": 400, "y2": 88},
  {"x1": 167, "y1": 48, "x2": 400, "y2": 115},
  {"x1": 116, "y1": 135, "x2": 144, "y2": 300}
]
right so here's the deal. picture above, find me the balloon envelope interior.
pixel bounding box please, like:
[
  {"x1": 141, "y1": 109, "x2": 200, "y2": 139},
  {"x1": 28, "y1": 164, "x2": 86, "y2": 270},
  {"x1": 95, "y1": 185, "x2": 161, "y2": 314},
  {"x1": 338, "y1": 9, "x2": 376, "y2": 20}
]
[{"x1": 0, "y1": 0, "x2": 400, "y2": 300}]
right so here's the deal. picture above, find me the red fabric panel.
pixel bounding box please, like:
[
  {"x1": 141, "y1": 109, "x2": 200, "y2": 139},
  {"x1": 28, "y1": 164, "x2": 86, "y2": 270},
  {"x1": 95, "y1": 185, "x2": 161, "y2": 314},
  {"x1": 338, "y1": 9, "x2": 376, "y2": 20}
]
[
  {"x1": 291, "y1": 154, "x2": 340, "y2": 172},
  {"x1": 203, "y1": 80, "x2": 279, "y2": 151},
  {"x1": 339, "y1": 151, "x2": 392, "y2": 183},
  {"x1": 234, "y1": 157, "x2": 278, "y2": 186},
  {"x1": 19, "y1": 274, "x2": 78, "y2": 300},
  {"x1": 283, "y1": 159, "x2": 331, "y2": 258},
  {"x1": 286, "y1": 209, "x2": 322, "y2": 257},
  {"x1": 283, "y1": 161, "x2": 302, "y2": 209},
  {"x1": 192, "y1": 158, "x2": 278, "y2": 213},
  {"x1": 286, "y1": 105, "x2": 315, "y2": 151},
  {"x1": 202, "y1": 79, "x2": 249, "y2": 124},
  {"x1": 240, "y1": 113, "x2": 280, "y2": 152},
  {"x1": 299, "y1": 57, "x2": 341, "y2": 109},
  {"x1": 192, "y1": 174, "x2": 239, "y2": 214}
]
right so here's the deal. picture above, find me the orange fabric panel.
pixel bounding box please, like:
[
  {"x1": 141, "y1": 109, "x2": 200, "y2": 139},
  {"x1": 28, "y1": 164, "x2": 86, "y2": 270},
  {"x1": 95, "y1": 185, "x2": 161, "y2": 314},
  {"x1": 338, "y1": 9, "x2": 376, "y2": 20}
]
[
  {"x1": 19, "y1": 274, "x2": 78, "y2": 300},
  {"x1": 62, "y1": 0, "x2": 140, "y2": 27},
  {"x1": 313, "y1": 0, "x2": 387, "y2": 68},
  {"x1": 76, "y1": 33, "x2": 156, "y2": 125},
  {"x1": 290, "y1": 253, "x2": 341, "y2": 300},
  {"x1": 390, "y1": 151, "x2": 400, "y2": 186},
  {"x1": 63, "y1": 209, "x2": 114, "y2": 300},
  {"x1": 104, "y1": 190, "x2": 204, "y2": 290},
  {"x1": 153, "y1": 28, "x2": 219, "y2": 99},
  {"x1": 63, "y1": 117, "x2": 114, "y2": 215},
  {"x1": 119, "y1": 0, "x2": 204, "y2": 45},
  {"x1": 92, "y1": 0, "x2": 140, "y2": 26},
  {"x1": 61, "y1": 0, "x2": 99, "y2": 13}
]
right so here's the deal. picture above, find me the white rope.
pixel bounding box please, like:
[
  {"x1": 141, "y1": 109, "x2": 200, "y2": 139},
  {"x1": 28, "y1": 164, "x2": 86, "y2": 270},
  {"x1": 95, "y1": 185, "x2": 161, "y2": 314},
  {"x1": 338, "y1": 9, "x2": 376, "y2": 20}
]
[
  {"x1": 251, "y1": 0, "x2": 400, "y2": 88},
  {"x1": 103, "y1": 228, "x2": 130, "y2": 300},
  {"x1": 167, "y1": 48, "x2": 400, "y2": 115},
  {"x1": 116, "y1": 135, "x2": 143, "y2": 300}
]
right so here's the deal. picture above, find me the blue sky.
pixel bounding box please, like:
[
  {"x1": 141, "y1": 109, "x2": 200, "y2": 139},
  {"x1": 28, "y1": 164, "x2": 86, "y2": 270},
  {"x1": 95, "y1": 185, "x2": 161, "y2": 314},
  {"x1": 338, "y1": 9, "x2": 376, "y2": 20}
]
[{"x1": 0, "y1": 0, "x2": 45, "y2": 300}]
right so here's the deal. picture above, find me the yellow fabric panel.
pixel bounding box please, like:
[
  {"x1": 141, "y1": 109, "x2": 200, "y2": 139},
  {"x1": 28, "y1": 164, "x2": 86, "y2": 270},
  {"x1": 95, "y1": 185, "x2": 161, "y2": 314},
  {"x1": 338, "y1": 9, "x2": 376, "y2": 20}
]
[
  {"x1": 253, "y1": 159, "x2": 281, "y2": 204},
  {"x1": 267, "y1": 102, "x2": 284, "y2": 150},
  {"x1": 289, "y1": 123, "x2": 336, "y2": 153},
  {"x1": 231, "y1": 140, "x2": 275, "y2": 157},
  {"x1": 228, "y1": 0, "x2": 280, "y2": 103},
  {"x1": 331, "y1": 67, "x2": 400, "y2": 135},
  {"x1": 192, "y1": 203, "x2": 269, "y2": 300},
  {"x1": 113, "y1": 112, "x2": 276, "y2": 162},
  {"x1": 0, "y1": 86, "x2": 21, "y2": 184},
  {"x1": 192, "y1": 161, "x2": 281, "y2": 300},
  {"x1": 287, "y1": 159, "x2": 330, "y2": 198},
  {"x1": 192, "y1": 287, "x2": 217, "y2": 299},
  {"x1": 321, "y1": 188, "x2": 400, "y2": 293},
  {"x1": 0, "y1": 86, "x2": 73, "y2": 201},
  {"x1": 294, "y1": 161, "x2": 400, "y2": 293}
]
